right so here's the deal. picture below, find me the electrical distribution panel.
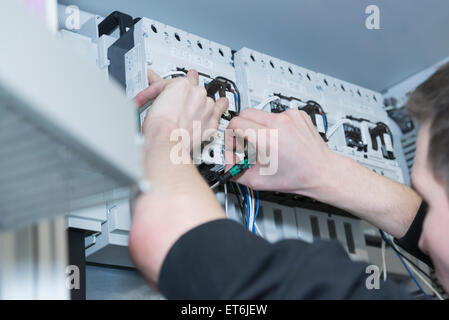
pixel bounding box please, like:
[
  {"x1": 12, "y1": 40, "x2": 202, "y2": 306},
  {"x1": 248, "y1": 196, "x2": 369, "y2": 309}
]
[
  {"x1": 58, "y1": 7, "x2": 417, "y2": 268},
  {"x1": 234, "y1": 48, "x2": 406, "y2": 186},
  {"x1": 124, "y1": 17, "x2": 240, "y2": 182}
]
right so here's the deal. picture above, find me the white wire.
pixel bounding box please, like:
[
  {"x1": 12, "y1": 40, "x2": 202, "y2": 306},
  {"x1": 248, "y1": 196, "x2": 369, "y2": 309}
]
[
  {"x1": 248, "y1": 188, "x2": 255, "y2": 231},
  {"x1": 381, "y1": 238, "x2": 387, "y2": 281},
  {"x1": 253, "y1": 96, "x2": 280, "y2": 111},
  {"x1": 252, "y1": 189, "x2": 255, "y2": 231},
  {"x1": 254, "y1": 221, "x2": 263, "y2": 237},
  {"x1": 247, "y1": 188, "x2": 253, "y2": 231},
  {"x1": 326, "y1": 118, "x2": 353, "y2": 140},
  {"x1": 403, "y1": 258, "x2": 444, "y2": 300},
  {"x1": 161, "y1": 71, "x2": 187, "y2": 79}
]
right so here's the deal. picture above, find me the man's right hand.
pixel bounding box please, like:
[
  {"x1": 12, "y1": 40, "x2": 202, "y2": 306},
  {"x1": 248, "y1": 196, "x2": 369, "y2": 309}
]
[
  {"x1": 226, "y1": 108, "x2": 339, "y2": 198},
  {"x1": 226, "y1": 107, "x2": 421, "y2": 238}
]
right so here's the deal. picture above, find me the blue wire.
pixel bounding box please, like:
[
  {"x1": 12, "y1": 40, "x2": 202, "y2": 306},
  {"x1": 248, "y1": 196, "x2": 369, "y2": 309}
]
[
  {"x1": 245, "y1": 189, "x2": 250, "y2": 229},
  {"x1": 233, "y1": 92, "x2": 238, "y2": 111},
  {"x1": 380, "y1": 230, "x2": 430, "y2": 299},
  {"x1": 252, "y1": 191, "x2": 260, "y2": 233}
]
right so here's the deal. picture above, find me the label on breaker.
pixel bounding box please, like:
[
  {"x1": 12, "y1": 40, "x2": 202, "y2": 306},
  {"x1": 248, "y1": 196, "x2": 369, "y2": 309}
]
[
  {"x1": 315, "y1": 114, "x2": 325, "y2": 133},
  {"x1": 201, "y1": 118, "x2": 229, "y2": 165},
  {"x1": 218, "y1": 118, "x2": 230, "y2": 132},
  {"x1": 125, "y1": 43, "x2": 147, "y2": 99},
  {"x1": 384, "y1": 133, "x2": 393, "y2": 152},
  {"x1": 225, "y1": 91, "x2": 237, "y2": 112}
]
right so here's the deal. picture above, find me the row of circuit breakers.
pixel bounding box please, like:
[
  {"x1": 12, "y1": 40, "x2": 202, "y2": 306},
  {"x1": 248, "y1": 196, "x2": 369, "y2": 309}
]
[{"x1": 62, "y1": 10, "x2": 412, "y2": 266}]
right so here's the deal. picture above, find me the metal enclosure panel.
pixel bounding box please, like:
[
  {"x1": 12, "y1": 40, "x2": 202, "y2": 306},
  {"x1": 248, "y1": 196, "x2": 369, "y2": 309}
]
[{"x1": 0, "y1": 1, "x2": 142, "y2": 229}]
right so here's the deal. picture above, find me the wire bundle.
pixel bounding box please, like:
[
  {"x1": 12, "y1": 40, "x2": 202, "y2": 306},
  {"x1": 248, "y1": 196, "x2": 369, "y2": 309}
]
[
  {"x1": 225, "y1": 183, "x2": 260, "y2": 234},
  {"x1": 380, "y1": 230, "x2": 444, "y2": 300}
]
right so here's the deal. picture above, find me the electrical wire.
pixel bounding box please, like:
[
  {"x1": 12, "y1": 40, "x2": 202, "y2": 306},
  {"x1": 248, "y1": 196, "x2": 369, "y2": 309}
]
[
  {"x1": 380, "y1": 230, "x2": 430, "y2": 299},
  {"x1": 245, "y1": 190, "x2": 250, "y2": 229},
  {"x1": 231, "y1": 183, "x2": 260, "y2": 235},
  {"x1": 248, "y1": 188, "x2": 255, "y2": 232},
  {"x1": 326, "y1": 118, "x2": 353, "y2": 140},
  {"x1": 230, "y1": 182, "x2": 245, "y2": 225},
  {"x1": 233, "y1": 91, "x2": 238, "y2": 112},
  {"x1": 402, "y1": 259, "x2": 444, "y2": 300},
  {"x1": 254, "y1": 221, "x2": 263, "y2": 236},
  {"x1": 214, "y1": 76, "x2": 241, "y2": 113},
  {"x1": 395, "y1": 249, "x2": 435, "y2": 283},
  {"x1": 161, "y1": 71, "x2": 187, "y2": 79},
  {"x1": 253, "y1": 191, "x2": 260, "y2": 233},
  {"x1": 238, "y1": 184, "x2": 248, "y2": 226},
  {"x1": 254, "y1": 96, "x2": 280, "y2": 111},
  {"x1": 382, "y1": 230, "x2": 443, "y2": 299},
  {"x1": 379, "y1": 231, "x2": 437, "y2": 283}
]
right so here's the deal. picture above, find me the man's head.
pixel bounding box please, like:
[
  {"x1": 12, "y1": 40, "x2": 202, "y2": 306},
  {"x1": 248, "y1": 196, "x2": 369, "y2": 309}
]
[{"x1": 408, "y1": 62, "x2": 449, "y2": 292}]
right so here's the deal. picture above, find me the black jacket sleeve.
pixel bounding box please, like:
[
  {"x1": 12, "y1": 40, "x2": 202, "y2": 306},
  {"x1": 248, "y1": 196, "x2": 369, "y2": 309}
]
[
  {"x1": 159, "y1": 219, "x2": 410, "y2": 299},
  {"x1": 395, "y1": 201, "x2": 432, "y2": 267}
]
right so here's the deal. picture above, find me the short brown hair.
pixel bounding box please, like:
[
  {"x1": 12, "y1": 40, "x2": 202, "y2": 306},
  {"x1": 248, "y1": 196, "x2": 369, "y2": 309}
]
[{"x1": 407, "y1": 62, "x2": 449, "y2": 190}]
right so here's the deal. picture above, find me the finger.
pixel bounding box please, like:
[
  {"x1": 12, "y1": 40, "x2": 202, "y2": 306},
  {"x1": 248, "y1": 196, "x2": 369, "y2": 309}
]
[
  {"x1": 232, "y1": 167, "x2": 263, "y2": 190},
  {"x1": 134, "y1": 80, "x2": 168, "y2": 108},
  {"x1": 205, "y1": 96, "x2": 215, "y2": 119},
  {"x1": 284, "y1": 108, "x2": 307, "y2": 129},
  {"x1": 227, "y1": 116, "x2": 266, "y2": 134},
  {"x1": 224, "y1": 148, "x2": 240, "y2": 171},
  {"x1": 224, "y1": 148, "x2": 258, "y2": 187},
  {"x1": 237, "y1": 108, "x2": 279, "y2": 127},
  {"x1": 213, "y1": 97, "x2": 229, "y2": 120},
  {"x1": 186, "y1": 69, "x2": 199, "y2": 85},
  {"x1": 147, "y1": 69, "x2": 162, "y2": 84},
  {"x1": 227, "y1": 117, "x2": 267, "y2": 154},
  {"x1": 136, "y1": 76, "x2": 187, "y2": 108},
  {"x1": 298, "y1": 110, "x2": 320, "y2": 135},
  {"x1": 224, "y1": 126, "x2": 247, "y2": 164}
]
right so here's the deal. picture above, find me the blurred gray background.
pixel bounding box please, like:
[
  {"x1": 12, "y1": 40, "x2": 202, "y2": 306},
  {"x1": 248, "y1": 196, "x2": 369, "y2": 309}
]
[{"x1": 59, "y1": 0, "x2": 449, "y2": 92}]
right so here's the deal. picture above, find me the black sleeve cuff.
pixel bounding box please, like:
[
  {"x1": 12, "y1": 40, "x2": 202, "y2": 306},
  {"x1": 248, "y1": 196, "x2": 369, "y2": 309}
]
[
  {"x1": 158, "y1": 219, "x2": 409, "y2": 299},
  {"x1": 395, "y1": 201, "x2": 433, "y2": 267}
]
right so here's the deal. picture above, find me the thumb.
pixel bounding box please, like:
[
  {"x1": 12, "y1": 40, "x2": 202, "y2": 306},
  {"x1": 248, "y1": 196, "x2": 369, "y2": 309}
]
[{"x1": 147, "y1": 69, "x2": 162, "y2": 84}]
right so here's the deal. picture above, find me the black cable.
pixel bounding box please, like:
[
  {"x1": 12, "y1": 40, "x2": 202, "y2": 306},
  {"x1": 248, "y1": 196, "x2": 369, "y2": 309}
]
[
  {"x1": 215, "y1": 76, "x2": 241, "y2": 113},
  {"x1": 273, "y1": 92, "x2": 306, "y2": 104},
  {"x1": 306, "y1": 100, "x2": 328, "y2": 133},
  {"x1": 229, "y1": 182, "x2": 246, "y2": 224}
]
